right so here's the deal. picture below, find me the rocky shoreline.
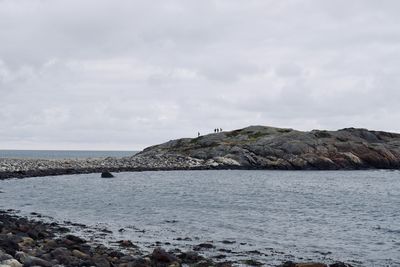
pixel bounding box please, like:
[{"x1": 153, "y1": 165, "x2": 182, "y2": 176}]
[
  {"x1": 3, "y1": 125, "x2": 400, "y2": 180},
  {"x1": 0, "y1": 155, "x2": 220, "y2": 180},
  {"x1": 0, "y1": 210, "x2": 354, "y2": 267}
]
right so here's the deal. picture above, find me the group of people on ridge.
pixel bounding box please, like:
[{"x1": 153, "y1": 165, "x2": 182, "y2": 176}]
[{"x1": 197, "y1": 128, "x2": 223, "y2": 137}]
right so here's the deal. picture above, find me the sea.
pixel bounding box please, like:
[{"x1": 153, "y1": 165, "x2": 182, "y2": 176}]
[
  {"x1": 0, "y1": 150, "x2": 137, "y2": 159},
  {"x1": 0, "y1": 170, "x2": 399, "y2": 266}
]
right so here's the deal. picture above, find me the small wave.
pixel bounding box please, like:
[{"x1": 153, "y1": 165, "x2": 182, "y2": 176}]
[{"x1": 373, "y1": 226, "x2": 400, "y2": 234}]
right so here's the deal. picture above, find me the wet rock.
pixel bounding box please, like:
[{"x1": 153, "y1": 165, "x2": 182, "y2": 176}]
[
  {"x1": 92, "y1": 254, "x2": 111, "y2": 267},
  {"x1": 214, "y1": 254, "x2": 227, "y2": 259},
  {"x1": 101, "y1": 171, "x2": 114, "y2": 178},
  {"x1": 19, "y1": 236, "x2": 35, "y2": 247},
  {"x1": 177, "y1": 251, "x2": 205, "y2": 264},
  {"x1": 242, "y1": 259, "x2": 263, "y2": 266},
  {"x1": 151, "y1": 248, "x2": 179, "y2": 263},
  {"x1": 216, "y1": 262, "x2": 233, "y2": 267},
  {"x1": 218, "y1": 248, "x2": 232, "y2": 253},
  {"x1": 101, "y1": 228, "x2": 113, "y2": 233},
  {"x1": 15, "y1": 251, "x2": 52, "y2": 267},
  {"x1": 0, "y1": 259, "x2": 23, "y2": 267},
  {"x1": 50, "y1": 247, "x2": 71, "y2": 261},
  {"x1": 120, "y1": 258, "x2": 151, "y2": 267},
  {"x1": 0, "y1": 235, "x2": 20, "y2": 255},
  {"x1": 191, "y1": 259, "x2": 216, "y2": 267},
  {"x1": 71, "y1": 249, "x2": 89, "y2": 259},
  {"x1": 0, "y1": 250, "x2": 13, "y2": 261},
  {"x1": 65, "y1": 234, "x2": 85, "y2": 244},
  {"x1": 175, "y1": 237, "x2": 192, "y2": 241},
  {"x1": 117, "y1": 240, "x2": 138, "y2": 248},
  {"x1": 193, "y1": 243, "x2": 215, "y2": 250},
  {"x1": 221, "y1": 240, "x2": 236, "y2": 244},
  {"x1": 247, "y1": 250, "x2": 262, "y2": 255}
]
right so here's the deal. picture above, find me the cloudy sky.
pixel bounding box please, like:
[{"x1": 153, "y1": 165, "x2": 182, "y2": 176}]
[{"x1": 1, "y1": 0, "x2": 400, "y2": 150}]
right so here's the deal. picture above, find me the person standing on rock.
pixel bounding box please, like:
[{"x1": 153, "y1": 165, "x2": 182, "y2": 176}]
[{"x1": 198, "y1": 132, "x2": 200, "y2": 137}]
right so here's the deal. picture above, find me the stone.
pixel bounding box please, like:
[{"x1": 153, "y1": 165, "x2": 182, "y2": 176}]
[
  {"x1": 0, "y1": 251, "x2": 13, "y2": 261},
  {"x1": 0, "y1": 259, "x2": 23, "y2": 267},
  {"x1": 178, "y1": 251, "x2": 204, "y2": 264},
  {"x1": 65, "y1": 234, "x2": 85, "y2": 244},
  {"x1": 193, "y1": 243, "x2": 215, "y2": 250},
  {"x1": 101, "y1": 171, "x2": 114, "y2": 178},
  {"x1": 92, "y1": 255, "x2": 110, "y2": 267},
  {"x1": 0, "y1": 235, "x2": 20, "y2": 255},
  {"x1": 242, "y1": 259, "x2": 263, "y2": 266},
  {"x1": 117, "y1": 240, "x2": 137, "y2": 248},
  {"x1": 151, "y1": 248, "x2": 178, "y2": 263},
  {"x1": 19, "y1": 237, "x2": 35, "y2": 247},
  {"x1": 15, "y1": 251, "x2": 52, "y2": 267},
  {"x1": 72, "y1": 249, "x2": 89, "y2": 259}
]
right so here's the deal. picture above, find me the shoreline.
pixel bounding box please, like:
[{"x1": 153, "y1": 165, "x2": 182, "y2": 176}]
[
  {"x1": 0, "y1": 209, "x2": 354, "y2": 267},
  {"x1": 1, "y1": 156, "x2": 397, "y2": 180}
]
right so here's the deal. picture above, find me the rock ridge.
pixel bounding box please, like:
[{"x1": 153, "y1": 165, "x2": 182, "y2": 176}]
[{"x1": 136, "y1": 125, "x2": 400, "y2": 170}]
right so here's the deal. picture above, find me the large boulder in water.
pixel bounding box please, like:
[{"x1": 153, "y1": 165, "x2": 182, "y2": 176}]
[{"x1": 101, "y1": 171, "x2": 114, "y2": 178}]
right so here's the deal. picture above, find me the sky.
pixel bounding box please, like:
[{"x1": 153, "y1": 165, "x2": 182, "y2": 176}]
[{"x1": 1, "y1": 0, "x2": 400, "y2": 150}]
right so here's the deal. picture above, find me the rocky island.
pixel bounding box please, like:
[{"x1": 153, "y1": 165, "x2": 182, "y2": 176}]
[
  {"x1": 139, "y1": 125, "x2": 400, "y2": 170},
  {"x1": 2, "y1": 125, "x2": 400, "y2": 179}
]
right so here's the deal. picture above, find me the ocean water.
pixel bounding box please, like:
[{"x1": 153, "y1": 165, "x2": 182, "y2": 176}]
[
  {"x1": 0, "y1": 170, "x2": 399, "y2": 266},
  {"x1": 0, "y1": 150, "x2": 137, "y2": 159}
]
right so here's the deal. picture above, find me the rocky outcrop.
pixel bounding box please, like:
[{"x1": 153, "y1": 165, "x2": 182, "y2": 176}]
[
  {"x1": 1, "y1": 125, "x2": 400, "y2": 179},
  {"x1": 136, "y1": 125, "x2": 400, "y2": 170}
]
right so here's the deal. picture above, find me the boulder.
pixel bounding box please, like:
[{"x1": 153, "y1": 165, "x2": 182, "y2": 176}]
[
  {"x1": 101, "y1": 171, "x2": 114, "y2": 178},
  {"x1": 0, "y1": 259, "x2": 23, "y2": 267},
  {"x1": 151, "y1": 248, "x2": 179, "y2": 263}
]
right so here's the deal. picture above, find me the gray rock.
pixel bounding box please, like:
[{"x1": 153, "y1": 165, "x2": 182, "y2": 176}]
[
  {"x1": 15, "y1": 251, "x2": 52, "y2": 267},
  {"x1": 135, "y1": 125, "x2": 400, "y2": 170},
  {"x1": 101, "y1": 171, "x2": 114, "y2": 178},
  {"x1": 0, "y1": 259, "x2": 23, "y2": 267}
]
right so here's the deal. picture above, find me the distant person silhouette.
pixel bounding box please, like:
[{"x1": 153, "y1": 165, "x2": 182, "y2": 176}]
[
  {"x1": 220, "y1": 128, "x2": 222, "y2": 132},
  {"x1": 198, "y1": 132, "x2": 200, "y2": 137}
]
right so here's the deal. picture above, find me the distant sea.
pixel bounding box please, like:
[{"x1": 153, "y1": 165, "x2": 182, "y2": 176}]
[{"x1": 0, "y1": 150, "x2": 138, "y2": 159}]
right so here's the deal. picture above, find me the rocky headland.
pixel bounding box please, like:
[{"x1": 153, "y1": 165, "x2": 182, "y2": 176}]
[
  {"x1": 138, "y1": 125, "x2": 400, "y2": 170},
  {"x1": 2, "y1": 125, "x2": 400, "y2": 179}
]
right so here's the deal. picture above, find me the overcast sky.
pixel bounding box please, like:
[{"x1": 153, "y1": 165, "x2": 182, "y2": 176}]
[{"x1": 1, "y1": 0, "x2": 400, "y2": 150}]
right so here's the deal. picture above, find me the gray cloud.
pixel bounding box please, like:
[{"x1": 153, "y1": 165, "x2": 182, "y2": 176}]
[{"x1": 1, "y1": 0, "x2": 400, "y2": 150}]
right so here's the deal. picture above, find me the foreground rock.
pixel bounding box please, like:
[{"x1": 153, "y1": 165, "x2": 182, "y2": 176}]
[
  {"x1": 0, "y1": 211, "x2": 231, "y2": 267},
  {"x1": 0, "y1": 210, "x2": 355, "y2": 267},
  {"x1": 2, "y1": 125, "x2": 400, "y2": 180}
]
